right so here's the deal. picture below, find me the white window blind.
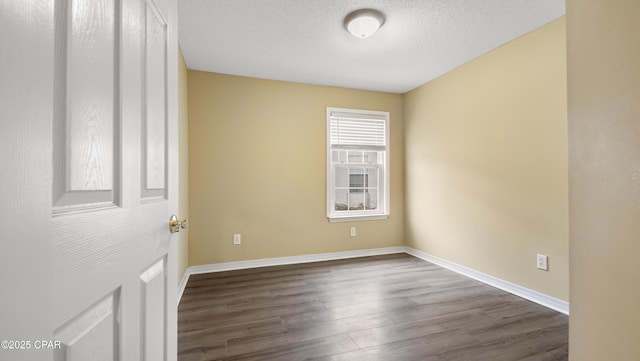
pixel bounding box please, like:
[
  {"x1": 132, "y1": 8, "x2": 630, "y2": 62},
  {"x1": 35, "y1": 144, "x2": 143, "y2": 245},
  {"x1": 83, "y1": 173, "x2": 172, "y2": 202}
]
[{"x1": 329, "y1": 112, "x2": 387, "y2": 150}]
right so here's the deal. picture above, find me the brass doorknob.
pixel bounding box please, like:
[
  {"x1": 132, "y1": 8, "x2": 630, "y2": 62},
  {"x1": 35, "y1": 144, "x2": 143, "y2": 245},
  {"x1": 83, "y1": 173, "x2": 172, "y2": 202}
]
[{"x1": 169, "y1": 215, "x2": 188, "y2": 234}]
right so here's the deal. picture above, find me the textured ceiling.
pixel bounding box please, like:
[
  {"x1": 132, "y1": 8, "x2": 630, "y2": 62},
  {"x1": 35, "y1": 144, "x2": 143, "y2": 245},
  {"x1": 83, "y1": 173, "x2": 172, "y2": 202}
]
[{"x1": 179, "y1": 0, "x2": 565, "y2": 94}]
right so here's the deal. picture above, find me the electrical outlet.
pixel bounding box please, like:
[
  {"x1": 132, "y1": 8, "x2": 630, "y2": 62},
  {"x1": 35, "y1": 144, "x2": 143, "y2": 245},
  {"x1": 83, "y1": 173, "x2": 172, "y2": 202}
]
[
  {"x1": 350, "y1": 227, "x2": 356, "y2": 237},
  {"x1": 537, "y1": 254, "x2": 548, "y2": 271},
  {"x1": 233, "y1": 234, "x2": 241, "y2": 245}
]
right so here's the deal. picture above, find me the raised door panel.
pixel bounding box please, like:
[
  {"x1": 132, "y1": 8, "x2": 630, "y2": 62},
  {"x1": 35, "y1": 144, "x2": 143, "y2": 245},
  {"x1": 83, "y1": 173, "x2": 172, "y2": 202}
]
[
  {"x1": 53, "y1": 0, "x2": 119, "y2": 210},
  {"x1": 54, "y1": 291, "x2": 121, "y2": 361},
  {"x1": 142, "y1": 1, "x2": 167, "y2": 199},
  {"x1": 140, "y1": 258, "x2": 167, "y2": 361}
]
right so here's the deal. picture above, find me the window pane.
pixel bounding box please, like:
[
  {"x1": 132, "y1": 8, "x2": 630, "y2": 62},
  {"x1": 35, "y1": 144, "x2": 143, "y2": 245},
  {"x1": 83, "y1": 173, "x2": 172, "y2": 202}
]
[
  {"x1": 349, "y1": 167, "x2": 365, "y2": 175},
  {"x1": 333, "y1": 150, "x2": 347, "y2": 163},
  {"x1": 349, "y1": 174, "x2": 368, "y2": 190},
  {"x1": 366, "y1": 191, "x2": 378, "y2": 210},
  {"x1": 364, "y1": 151, "x2": 379, "y2": 164},
  {"x1": 367, "y1": 168, "x2": 378, "y2": 188},
  {"x1": 348, "y1": 151, "x2": 362, "y2": 163},
  {"x1": 348, "y1": 190, "x2": 365, "y2": 210},
  {"x1": 335, "y1": 189, "x2": 348, "y2": 211},
  {"x1": 335, "y1": 167, "x2": 348, "y2": 188}
]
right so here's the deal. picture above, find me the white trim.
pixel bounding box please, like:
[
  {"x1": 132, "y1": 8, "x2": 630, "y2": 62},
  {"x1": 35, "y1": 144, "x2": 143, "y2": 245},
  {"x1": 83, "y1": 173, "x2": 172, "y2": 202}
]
[
  {"x1": 188, "y1": 247, "x2": 405, "y2": 275},
  {"x1": 176, "y1": 246, "x2": 570, "y2": 316},
  {"x1": 403, "y1": 247, "x2": 569, "y2": 315},
  {"x1": 176, "y1": 271, "x2": 190, "y2": 305},
  {"x1": 329, "y1": 215, "x2": 389, "y2": 223}
]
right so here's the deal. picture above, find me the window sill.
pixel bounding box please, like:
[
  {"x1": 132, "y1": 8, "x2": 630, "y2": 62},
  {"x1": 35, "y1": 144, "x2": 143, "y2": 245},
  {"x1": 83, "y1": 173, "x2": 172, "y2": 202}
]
[{"x1": 328, "y1": 214, "x2": 389, "y2": 223}]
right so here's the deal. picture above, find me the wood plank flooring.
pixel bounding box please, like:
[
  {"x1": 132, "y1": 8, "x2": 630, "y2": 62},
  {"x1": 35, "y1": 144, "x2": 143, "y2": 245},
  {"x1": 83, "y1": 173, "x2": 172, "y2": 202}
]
[{"x1": 178, "y1": 253, "x2": 568, "y2": 361}]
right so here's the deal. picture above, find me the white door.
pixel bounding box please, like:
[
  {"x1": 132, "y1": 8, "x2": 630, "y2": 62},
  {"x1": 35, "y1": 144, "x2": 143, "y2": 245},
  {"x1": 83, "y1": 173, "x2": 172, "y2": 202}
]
[{"x1": 0, "y1": 0, "x2": 179, "y2": 360}]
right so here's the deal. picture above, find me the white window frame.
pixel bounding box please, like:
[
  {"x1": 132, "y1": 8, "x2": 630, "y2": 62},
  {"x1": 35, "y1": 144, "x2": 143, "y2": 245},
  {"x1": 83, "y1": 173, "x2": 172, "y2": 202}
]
[{"x1": 326, "y1": 107, "x2": 390, "y2": 222}]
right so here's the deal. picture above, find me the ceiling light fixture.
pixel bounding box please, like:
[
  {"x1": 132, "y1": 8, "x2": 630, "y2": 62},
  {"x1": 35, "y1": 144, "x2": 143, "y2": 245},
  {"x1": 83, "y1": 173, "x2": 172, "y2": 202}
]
[{"x1": 344, "y1": 9, "x2": 385, "y2": 38}]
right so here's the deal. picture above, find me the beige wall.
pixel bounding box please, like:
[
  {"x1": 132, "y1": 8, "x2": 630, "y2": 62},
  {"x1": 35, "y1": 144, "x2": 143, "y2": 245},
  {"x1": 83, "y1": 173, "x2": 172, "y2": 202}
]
[
  {"x1": 404, "y1": 18, "x2": 569, "y2": 301},
  {"x1": 177, "y1": 49, "x2": 189, "y2": 284},
  {"x1": 188, "y1": 72, "x2": 404, "y2": 265},
  {"x1": 567, "y1": 1, "x2": 640, "y2": 359}
]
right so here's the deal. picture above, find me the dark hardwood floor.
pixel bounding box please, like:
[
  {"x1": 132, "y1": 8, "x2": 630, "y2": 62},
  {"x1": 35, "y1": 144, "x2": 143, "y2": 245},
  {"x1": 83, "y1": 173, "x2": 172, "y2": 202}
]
[{"x1": 178, "y1": 253, "x2": 568, "y2": 361}]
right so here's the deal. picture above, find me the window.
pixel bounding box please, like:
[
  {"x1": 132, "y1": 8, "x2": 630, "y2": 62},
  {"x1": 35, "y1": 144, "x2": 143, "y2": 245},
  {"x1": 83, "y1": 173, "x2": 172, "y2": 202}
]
[{"x1": 327, "y1": 107, "x2": 389, "y2": 221}]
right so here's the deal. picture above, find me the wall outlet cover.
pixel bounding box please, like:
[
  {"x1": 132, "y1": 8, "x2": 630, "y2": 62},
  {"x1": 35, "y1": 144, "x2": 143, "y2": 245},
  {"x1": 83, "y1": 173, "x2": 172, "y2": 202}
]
[{"x1": 537, "y1": 254, "x2": 548, "y2": 271}]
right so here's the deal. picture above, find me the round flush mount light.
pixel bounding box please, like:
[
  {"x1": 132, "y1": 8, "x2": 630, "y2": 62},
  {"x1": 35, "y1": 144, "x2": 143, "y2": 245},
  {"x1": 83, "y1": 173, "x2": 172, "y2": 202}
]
[{"x1": 344, "y1": 9, "x2": 385, "y2": 38}]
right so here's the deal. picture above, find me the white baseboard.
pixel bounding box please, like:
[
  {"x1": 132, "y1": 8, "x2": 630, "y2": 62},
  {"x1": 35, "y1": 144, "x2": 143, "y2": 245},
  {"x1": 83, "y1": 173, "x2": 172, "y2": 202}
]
[
  {"x1": 177, "y1": 270, "x2": 190, "y2": 305},
  {"x1": 176, "y1": 246, "x2": 569, "y2": 315},
  {"x1": 404, "y1": 247, "x2": 569, "y2": 315},
  {"x1": 176, "y1": 247, "x2": 405, "y2": 304}
]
